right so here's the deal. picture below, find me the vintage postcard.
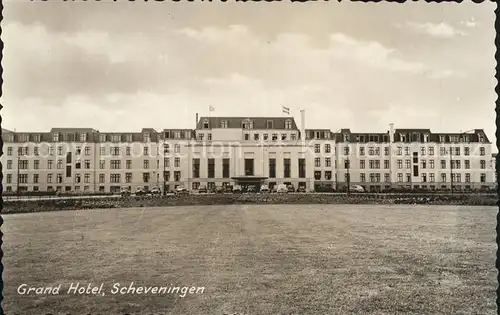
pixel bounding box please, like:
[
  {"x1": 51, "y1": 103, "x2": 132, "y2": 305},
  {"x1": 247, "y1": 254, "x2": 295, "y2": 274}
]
[{"x1": 0, "y1": 1, "x2": 497, "y2": 314}]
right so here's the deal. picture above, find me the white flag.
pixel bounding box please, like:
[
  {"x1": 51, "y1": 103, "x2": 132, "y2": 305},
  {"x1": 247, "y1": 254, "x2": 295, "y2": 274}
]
[
  {"x1": 282, "y1": 106, "x2": 290, "y2": 115},
  {"x1": 209, "y1": 105, "x2": 215, "y2": 112}
]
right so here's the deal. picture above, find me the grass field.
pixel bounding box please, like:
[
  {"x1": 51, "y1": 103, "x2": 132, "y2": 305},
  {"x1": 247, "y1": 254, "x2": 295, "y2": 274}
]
[{"x1": 3, "y1": 204, "x2": 497, "y2": 315}]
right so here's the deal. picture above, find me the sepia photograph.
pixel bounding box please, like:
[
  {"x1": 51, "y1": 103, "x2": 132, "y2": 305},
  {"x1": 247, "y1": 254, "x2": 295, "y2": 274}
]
[{"x1": 1, "y1": 1, "x2": 497, "y2": 314}]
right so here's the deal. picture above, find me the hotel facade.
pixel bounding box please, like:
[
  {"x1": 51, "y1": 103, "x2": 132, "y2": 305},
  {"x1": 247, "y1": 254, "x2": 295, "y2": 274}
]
[{"x1": 1, "y1": 112, "x2": 496, "y2": 194}]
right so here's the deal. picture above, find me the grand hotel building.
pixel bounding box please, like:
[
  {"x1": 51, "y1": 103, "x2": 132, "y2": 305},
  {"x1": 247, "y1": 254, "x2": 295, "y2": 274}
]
[{"x1": 1, "y1": 112, "x2": 496, "y2": 194}]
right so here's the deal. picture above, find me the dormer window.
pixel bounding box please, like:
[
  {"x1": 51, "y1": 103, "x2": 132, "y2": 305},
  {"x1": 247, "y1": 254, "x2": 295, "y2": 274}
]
[
  {"x1": 112, "y1": 135, "x2": 121, "y2": 142},
  {"x1": 19, "y1": 134, "x2": 29, "y2": 142},
  {"x1": 479, "y1": 135, "x2": 484, "y2": 143},
  {"x1": 53, "y1": 133, "x2": 60, "y2": 142},
  {"x1": 439, "y1": 135, "x2": 446, "y2": 142},
  {"x1": 242, "y1": 119, "x2": 253, "y2": 129},
  {"x1": 80, "y1": 133, "x2": 87, "y2": 142},
  {"x1": 143, "y1": 133, "x2": 150, "y2": 142},
  {"x1": 423, "y1": 134, "x2": 429, "y2": 143},
  {"x1": 400, "y1": 134, "x2": 406, "y2": 142},
  {"x1": 267, "y1": 120, "x2": 274, "y2": 129},
  {"x1": 285, "y1": 119, "x2": 292, "y2": 129},
  {"x1": 126, "y1": 134, "x2": 133, "y2": 142},
  {"x1": 203, "y1": 120, "x2": 210, "y2": 129},
  {"x1": 99, "y1": 134, "x2": 106, "y2": 142},
  {"x1": 343, "y1": 134, "x2": 350, "y2": 142},
  {"x1": 221, "y1": 120, "x2": 228, "y2": 128},
  {"x1": 33, "y1": 134, "x2": 41, "y2": 143}
]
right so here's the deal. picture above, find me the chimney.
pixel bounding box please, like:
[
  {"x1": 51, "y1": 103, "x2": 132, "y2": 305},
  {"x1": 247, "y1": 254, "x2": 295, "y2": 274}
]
[
  {"x1": 300, "y1": 109, "x2": 306, "y2": 142},
  {"x1": 196, "y1": 113, "x2": 199, "y2": 125},
  {"x1": 389, "y1": 123, "x2": 395, "y2": 143}
]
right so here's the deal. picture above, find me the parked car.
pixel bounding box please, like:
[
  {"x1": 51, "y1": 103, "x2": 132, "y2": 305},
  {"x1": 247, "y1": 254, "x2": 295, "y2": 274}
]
[
  {"x1": 198, "y1": 185, "x2": 208, "y2": 194},
  {"x1": 287, "y1": 185, "x2": 295, "y2": 193},
  {"x1": 150, "y1": 187, "x2": 162, "y2": 196},
  {"x1": 349, "y1": 185, "x2": 365, "y2": 193},
  {"x1": 276, "y1": 184, "x2": 288, "y2": 194},
  {"x1": 233, "y1": 185, "x2": 242, "y2": 193},
  {"x1": 215, "y1": 186, "x2": 225, "y2": 194},
  {"x1": 246, "y1": 186, "x2": 256, "y2": 193},
  {"x1": 296, "y1": 186, "x2": 306, "y2": 193},
  {"x1": 135, "y1": 187, "x2": 146, "y2": 196},
  {"x1": 260, "y1": 184, "x2": 270, "y2": 193},
  {"x1": 120, "y1": 187, "x2": 131, "y2": 197},
  {"x1": 175, "y1": 186, "x2": 189, "y2": 195}
]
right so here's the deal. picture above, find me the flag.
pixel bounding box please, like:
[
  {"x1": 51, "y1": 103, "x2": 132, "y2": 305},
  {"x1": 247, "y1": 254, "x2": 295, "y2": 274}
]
[
  {"x1": 209, "y1": 105, "x2": 215, "y2": 112},
  {"x1": 282, "y1": 106, "x2": 290, "y2": 115}
]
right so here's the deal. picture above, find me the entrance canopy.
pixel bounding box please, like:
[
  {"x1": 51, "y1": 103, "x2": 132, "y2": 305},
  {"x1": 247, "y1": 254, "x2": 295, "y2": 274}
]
[{"x1": 231, "y1": 176, "x2": 268, "y2": 182}]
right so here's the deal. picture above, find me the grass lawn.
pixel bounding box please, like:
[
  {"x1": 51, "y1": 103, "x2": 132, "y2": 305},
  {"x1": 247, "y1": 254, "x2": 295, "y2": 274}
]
[{"x1": 2, "y1": 204, "x2": 497, "y2": 315}]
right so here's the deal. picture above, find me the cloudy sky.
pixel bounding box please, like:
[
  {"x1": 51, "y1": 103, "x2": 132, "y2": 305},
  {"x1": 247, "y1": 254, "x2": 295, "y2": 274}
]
[{"x1": 2, "y1": 1, "x2": 497, "y2": 142}]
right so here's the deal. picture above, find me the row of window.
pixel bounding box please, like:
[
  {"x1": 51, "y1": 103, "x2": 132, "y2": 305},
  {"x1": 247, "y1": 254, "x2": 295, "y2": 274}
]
[
  {"x1": 339, "y1": 146, "x2": 488, "y2": 156},
  {"x1": 201, "y1": 119, "x2": 294, "y2": 130}
]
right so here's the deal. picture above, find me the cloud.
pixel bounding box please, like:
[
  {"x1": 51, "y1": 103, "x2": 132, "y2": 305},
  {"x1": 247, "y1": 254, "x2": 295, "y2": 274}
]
[{"x1": 405, "y1": 22, "x2": 467, "y2": 38}]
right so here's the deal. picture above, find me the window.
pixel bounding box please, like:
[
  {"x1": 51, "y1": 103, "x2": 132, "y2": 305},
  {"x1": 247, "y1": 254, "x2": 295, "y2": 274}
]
[
  {"x1": 99, "y1": 174, "x2": 105, "y2": 183},
  {"x1": 284, "y1": 158, "x2": 291, "y2": 178},
  {"x1": 221, "y1": 120, "x2": 228, "y2": 128},
  {"x1": 208, "y1": 159, "x2": 215, "y2": 178},
  {"x1": 57, "y1": 146, "x2": 63, "y2": 155},
  {"x1": 374, "y1": 147, "x2": 380, "y2": 156},
  {"x1": 368, "y1": 147, "x2": 374, "y2": 156},
  {"x1": 429, "y1": 160, "x2": 434, "y2": 169},
  {"x1": 49, "y1": 147, "x2": 54, "y2": 156},
  {"x1": 253, "y1": 133, "x2": 259, "y2": 141},
  {"x1": 76, "y1": 160, "x2": 82, "y2": 169},
  {"x1": 266, "y1": 120, "x2": 274, "y2": 129},
  {"x1": 325, "y1": 144, "x2": 331, "y2": 153},
  {"x1": 405, "y1": 160, "x2": 411, "y2": 169},
  {"x1": 428, "y1": 173, "x2": 435, "y2": 182},
  {"x1": 421, "y1": 160, "x2": 427, "y2": 169},
  {"x1": 75, "y1": 174, "x2": 81, "y2": 184},
  {"x1": 440, "y1": 147, "x2": 447, "y2": 156},
  {"x1": 18, "y1": 160, "x2": 28, "y2": 169},
  {"x1": 174, "y1": 157, "x2": 180, "y2": 167},
  {"x1": 464, "y1": 160, "x2": 470, "y2": 169},
  {"x1": 47, "y1": 174, "x2": 53, "y2": 183},
  {"x1": 421, "y1": 173, "x2": 427, "y2": 183},
  {"x1": 384, "y1": 147, "x2": 389, "y2": 156},
  {"x1": 57, "y1": 160, "x2": 63, "y2": 169},
  {"x1": 428, "y1": 147, "x2": 434, "y2": 156},
  {"x1": 314, "y1": 144, "x2": 321, "y2": 153},
  {"x1": 223, "y1": 158, "x2": 230, "y2": 178},
  {"x1": 111, "y1": 147, "x2": 120, "y2": 156},
  {"x1": 110, "y1": 174, "x2": 121, "y2": 183},
  {"x1": 56, "y1": 174, "x2": 63, "y2": 184},
  {"x1": 143, "y1": 173, "x2": 150, "y2": 183},
  {"x1": 7, "y1": 147, "x2": 13, "y2": 156},
  {"x1": 174, "y1": 144, "x2": 181, "y2": 153},
  {"x1": 397, "y1": 147, "x2": 402, "y2": 155},
  {"x1": 198, "y1": 133, "x2": 205, "y2": 141},
  {"x1": 281, "y1": 134, "x2": 287, "y2": 141},
  {"x1": 291, "y1": 134, "x2": 297, "y2": 141},
  {"x1": 359, "y1": 147, "x2": 365, "y2": 156},
  {"x1": 314, "y1": 171, "x2": 321, "y2": 180},
  {"x1": 464, "y1": 147, "x2": 470, "y2": 156},
  {"x1": 33, "y1": 160, "x2": 40, "y2": 170},
  {"x1": 143, "y1": 133, "x2": 151, "y2": 142},
  {"x1": 76, "y1": 146, "x2": 82, "y2": 155},
  {"x1": 344, "y1": 147, "x2": 350, "y2": 155},
  {"x1": 440, "y1": 160, "x2": 446, "y2": 169},
  {"x1": 100, "y1": 147, "x2": 106, "y2": 156},
  {"x1": 6, "y1": 160, "x2": 12, "y2": 169},
  {"x1": 85, "y1": 160, "x2": 91, "y2": 169},
  {"x1": 480, "y1": 173, "x2": 486, "y2": 183},
  {"x1": 126, "y1": 173, "x2": 132, "y2": 183},
  {"x1": 454, "y1": 147, "x2": 460, "y2": 156},
  {"x1": 441, "y1": 173, "x2": 447, "y2": 182},
  {"x1": 269, "y1": 158, "x2": 276, "y2": 178},
  {"x1": 47, "y1": 160, "x2": 53, "y2": 169},
  {"x1": 34, "y1": 147, "x2": 39, "y2": 156},
  {"x1": 144, "y1": 147, "x2": 150, "y2": 155},
  {"x1": 84, "y1": 174, "x2": 90, "y2": 183},
  {"x1": 397, "y1": 160, "x2": 403, "y2": 169},
  {"x1": 465, "y1": 173, "x2": 471, "y2": 183},
  {"x1": 314, "y1": 158, "x2": 321, "y2": 167},
  {"x1": 298, "y1": 158, "x2": 306, "y2": 178},
  {"x1": 360, "y1": 173, "x2": 366, "y2": 183},
  {"x1": 19, "y1": 174, "x2": 28, "y2": 184},
  {"x1": 480, "y1": 160, "x2": 486, "y2": 169},
  {"x1": 360, "y1": 160, "x2": 365, "y2": 169},
  {"x1": 325, "y1": 158, "x2": 331, "y2": 167},
  {"x1": 420, "y1": 147, "x2": 426, "y2": 156},
  {"x1": 100, "y1": 160, "x2": 105, "y2": 169},
  {"x1": 285, "y1": 120, "x2": 292, "y2": 129},
  {"x1": 110, "y1": 160, "x2": 121, "y2": 169},
  {"x1": 144, "y1": 160, "x2": 150, "y2": 169},
  {"x1": 263, "y1": 134, "x2": 269, "y2": 141},
  {"x1": 479, "y1": 147, "x2": 485, "y2": 156},
  {"x1": 384, "y1": 160, "x2": 389, "y2": 169},
  {"x1": 53, "y1": 133, "x2": 60, "y2": 142},
  {"x1": 271, "y1": 134, "x2": 278, "y2": 141}
]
